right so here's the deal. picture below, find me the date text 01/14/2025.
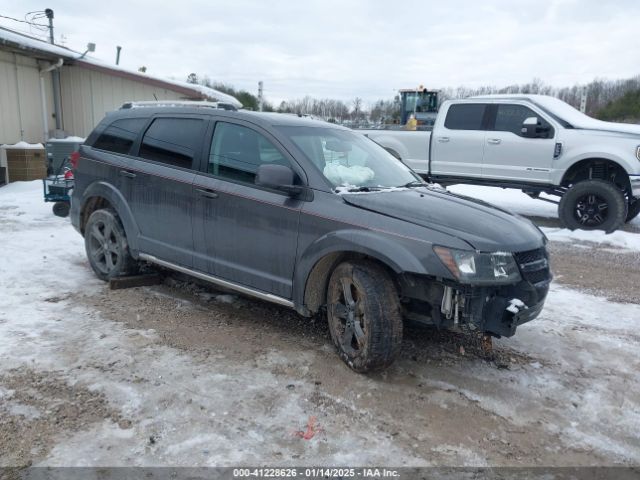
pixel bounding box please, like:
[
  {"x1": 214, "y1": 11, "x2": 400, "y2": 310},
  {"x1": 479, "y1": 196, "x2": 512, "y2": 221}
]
[{"x1": 232, "y1": 468, "x2": 400, "y2": 478}]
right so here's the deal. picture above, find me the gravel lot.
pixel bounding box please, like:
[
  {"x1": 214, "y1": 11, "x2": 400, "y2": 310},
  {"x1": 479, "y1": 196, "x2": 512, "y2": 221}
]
[{"x1": 1, "y1": 181, "x2": 639, "y2": 468}]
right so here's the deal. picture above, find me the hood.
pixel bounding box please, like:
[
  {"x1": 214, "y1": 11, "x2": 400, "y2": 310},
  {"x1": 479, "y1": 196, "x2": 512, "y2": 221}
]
[
  {"x1": 575, "y1": 120, "x2": 640, "y2": 137},
  {"x1": 341, "y1": 187, "x2": 545, "y2": 252}
]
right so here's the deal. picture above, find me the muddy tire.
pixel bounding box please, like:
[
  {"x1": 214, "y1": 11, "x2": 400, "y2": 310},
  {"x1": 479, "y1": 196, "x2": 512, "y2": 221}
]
[
  {"x1": 326, "y1": 261, "x2": 403, "y2": 373},
  {"x1": 84, "y1": 209, "x2": 138, "y2": 281},
  {"x1": 626, "y1": 198, "x2": 640, "y2": 223},
  {"x1": 52, "y1": 201, "x2": 70, "y2": 218},
  {"x1": 558, "y1": 180, "x2": 626, "y2": 233}
]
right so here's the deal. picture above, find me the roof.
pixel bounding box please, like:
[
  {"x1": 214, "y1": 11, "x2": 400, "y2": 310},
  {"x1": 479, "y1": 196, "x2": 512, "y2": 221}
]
[
  {"x1": 471, "y1": 94, "x2": 547, "y2": 101},
  {"x1": 107, "y1": 106, "x2": 345, "y2": 130},
  {"x1": 0, "y1": 26, "x2": 242, "y2": 108}
]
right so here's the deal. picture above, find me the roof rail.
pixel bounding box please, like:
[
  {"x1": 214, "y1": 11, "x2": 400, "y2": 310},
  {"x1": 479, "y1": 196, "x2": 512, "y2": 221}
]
[{"x1": 120, "y1": 100, "x2": 238, "y2": 111}]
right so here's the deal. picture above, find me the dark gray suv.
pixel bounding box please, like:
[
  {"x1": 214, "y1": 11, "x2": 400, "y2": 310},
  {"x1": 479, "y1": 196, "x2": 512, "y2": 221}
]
[{"x1": 71, "y1": 103, "x2": 551, "y2": 372}]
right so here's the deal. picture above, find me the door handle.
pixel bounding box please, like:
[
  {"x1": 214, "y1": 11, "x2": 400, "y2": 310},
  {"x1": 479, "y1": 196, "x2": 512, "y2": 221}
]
[
  {"x1": 437, "y1": 137, "x2": 450, "y2": 143},
  {"x1": 196, "y1": 188, "x2": 219, "y2": 199},
  {"x1": 119, "y1": 170, "x2": 136, "y2": 178},
  {"x1": 487, "y1": 138, "x2": 502, "y2": 145}
]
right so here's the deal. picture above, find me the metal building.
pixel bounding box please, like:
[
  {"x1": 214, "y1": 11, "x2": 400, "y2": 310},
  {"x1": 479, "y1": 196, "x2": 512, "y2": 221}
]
[{"x1": 0, "y1": 26, "x2": 242, "y2": 145}]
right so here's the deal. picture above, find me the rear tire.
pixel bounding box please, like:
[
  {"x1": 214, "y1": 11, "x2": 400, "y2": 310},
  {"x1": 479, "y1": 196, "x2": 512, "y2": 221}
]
[
  {"x1": 326, "y1": 261, "x2": 403, "y2": 373},
  {"x1": 626, "y1": 198, "x2": 640, "y2": 223},
  {"x1": 84, "y1": 209, "x2": 138, "y2": 281},
  {"x1": 558, "y1": 180, "x2": 626, "y2": 233}
]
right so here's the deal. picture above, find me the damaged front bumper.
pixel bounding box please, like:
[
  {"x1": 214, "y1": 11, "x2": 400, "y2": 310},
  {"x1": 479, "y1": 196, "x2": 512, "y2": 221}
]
[{"x1": 401, "y1": 247, "x2": 552, "y2": 338}]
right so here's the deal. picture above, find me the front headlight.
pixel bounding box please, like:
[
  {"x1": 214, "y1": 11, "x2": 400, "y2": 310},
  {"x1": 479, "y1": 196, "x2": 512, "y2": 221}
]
[
  {"x1": 434, "y1": 246, "x2": 521, "y2": 285},
  {"x1": 636, "y1": 145, "x2": 640, "y2": 161}
]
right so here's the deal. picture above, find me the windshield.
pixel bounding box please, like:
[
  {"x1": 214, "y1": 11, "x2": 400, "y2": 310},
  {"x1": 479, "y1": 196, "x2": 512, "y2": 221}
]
[
  {"x1": 530, "y1": 96, "x2": 599, "y2": 128},
  {"x1": 277, "y1": 126, "x2": 420, "y2": 191}
]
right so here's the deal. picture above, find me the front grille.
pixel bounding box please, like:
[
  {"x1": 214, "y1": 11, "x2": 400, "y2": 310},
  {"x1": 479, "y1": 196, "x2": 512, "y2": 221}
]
[{"x1": 514, "y1": 248, "x2": 551, "y2": 285}]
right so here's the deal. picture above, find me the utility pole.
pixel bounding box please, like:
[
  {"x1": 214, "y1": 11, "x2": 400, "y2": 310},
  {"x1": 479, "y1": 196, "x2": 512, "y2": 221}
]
[
  {"x1": 258, "y1": 81, "x2": 264, "y2": 112},
  {"x1": 45, "y1": 8, "x2": 63, "y2": 132},
  {"x1": 116, "y1": 46, "x2": 122, "y2": 65},
  {"x1": 580, "y1": 86, "x2": 588, "y2": 114},
  {"x1": 45, "y1": 8, "x2": 54, "y2": 44}
]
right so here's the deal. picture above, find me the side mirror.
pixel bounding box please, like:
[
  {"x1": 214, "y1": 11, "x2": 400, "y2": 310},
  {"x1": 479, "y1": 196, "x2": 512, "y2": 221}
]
[
  {"x1": 521, "y1": 116, "x2": 538, "y2": 138},
  {"x1": 255, "y1": 164, "x2": 302, "y2": 196}
]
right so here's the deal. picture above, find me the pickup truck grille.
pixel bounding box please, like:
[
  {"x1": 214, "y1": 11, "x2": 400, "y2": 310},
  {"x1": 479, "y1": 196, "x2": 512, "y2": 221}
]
[{"x1": 514, "y1": 248, "x2": 552, "y2": 286}]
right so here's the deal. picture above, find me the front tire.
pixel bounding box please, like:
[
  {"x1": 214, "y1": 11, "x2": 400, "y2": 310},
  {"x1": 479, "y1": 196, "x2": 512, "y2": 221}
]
[
  {"x1": 326, "y1": 261, "x2": 403, "y2": 373},
  {"x1": 84, "y1": 209, "x2": 138, "y2": 281},
  {"x1": 558, "y1": 180, "x2": 626, "y2": 233}
]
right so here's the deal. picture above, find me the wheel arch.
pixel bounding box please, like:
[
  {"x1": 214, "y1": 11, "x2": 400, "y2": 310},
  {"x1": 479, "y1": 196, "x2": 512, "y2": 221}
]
[
  {"x1": 561, "y1": 158, "x2": 631, "y2": 193},
  {"x1": 293, "y1": 229, "x2": 430, "y2": 316},
  {"x1": 79, "y1": 181, "x2": 140, "y2": 255}
]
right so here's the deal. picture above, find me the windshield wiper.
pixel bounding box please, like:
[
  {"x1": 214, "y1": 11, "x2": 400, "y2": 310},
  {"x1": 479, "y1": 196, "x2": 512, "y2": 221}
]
[
  {"x1": 399, "y1": 180, "x2": 426, "y2": 188},
  {"x1": 344, "y1": 186, "x2": 383, "y2": 192}
]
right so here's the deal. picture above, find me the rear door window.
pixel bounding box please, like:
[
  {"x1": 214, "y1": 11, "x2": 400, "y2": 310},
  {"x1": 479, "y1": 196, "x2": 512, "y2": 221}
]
[
  {"x1": 139, "y1": 117, "x2": 205, "y2": 169},
  {"x1": 444, "y1": 104, "x2": 487, "y2": 130},
  {"x1": 92, "y1": 118, "x2": 147, "y2": 155}
]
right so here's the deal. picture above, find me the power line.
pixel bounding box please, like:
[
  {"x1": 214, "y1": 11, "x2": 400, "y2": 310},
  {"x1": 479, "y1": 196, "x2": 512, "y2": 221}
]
[{"x1": 0, "y1": 13, "x2": 47, "y2": 27}]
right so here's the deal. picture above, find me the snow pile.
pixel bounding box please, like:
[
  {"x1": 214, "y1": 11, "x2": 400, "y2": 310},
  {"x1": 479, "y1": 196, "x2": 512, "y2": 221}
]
[
  {"x1": 541, "y1": 227, "x2": 640, "y2": 251},
  {"x1": 447, "y1": 185, "x2": 558, "y2": 218}
]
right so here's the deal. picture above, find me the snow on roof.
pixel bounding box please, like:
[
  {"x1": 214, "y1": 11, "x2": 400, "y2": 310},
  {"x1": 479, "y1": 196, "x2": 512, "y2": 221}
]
[
  {"x1": 46, "y1": 136, "x2": 86, "y2": 143},
  {"x1": 0, "y1": 26, "x2": 242, "y2": 108},
  {"x1": 1, "y1": 141, "x2": 45, "y2": 150}
]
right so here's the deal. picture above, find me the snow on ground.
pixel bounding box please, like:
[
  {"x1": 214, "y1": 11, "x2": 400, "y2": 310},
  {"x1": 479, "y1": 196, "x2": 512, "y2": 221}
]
[
  {"x1": 0, "y1": 181, "x2": 417, "y2": 466},
  {"x1": 447, "y1": 185, "x2": 559, "y2": 219},
  {"x1": 1, "y1": 180, "x2": 639, "y2": 466}
]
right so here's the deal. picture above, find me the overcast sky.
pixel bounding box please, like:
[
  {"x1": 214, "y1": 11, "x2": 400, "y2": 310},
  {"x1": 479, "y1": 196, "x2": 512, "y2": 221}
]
[{"x1": 2, "y1": 0, "x2": 638, "y2": 105}]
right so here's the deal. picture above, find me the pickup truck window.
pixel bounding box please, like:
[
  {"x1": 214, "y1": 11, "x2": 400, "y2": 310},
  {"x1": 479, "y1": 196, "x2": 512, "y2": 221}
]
[
  {"x1": 494, "y1": 104, "x2": 553, "y2": 138},
  {"x1": 209, "y1": 122, "x2": 292, "y2": 184},
  {"x1": 444, "y1": 104, "x2": 487, "y2": 130},
  {"x1": 139, "y1": 118, "x2": 204, "y2": 168}
]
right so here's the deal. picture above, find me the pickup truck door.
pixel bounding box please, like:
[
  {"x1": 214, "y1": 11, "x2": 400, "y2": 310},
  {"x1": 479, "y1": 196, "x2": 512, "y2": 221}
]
[
  {"x1": 430, "y1": 103, "x2": 488, "y2": 178},
  {"x1": 482, "y1": 104, "x2": 556, "y2": 183}
]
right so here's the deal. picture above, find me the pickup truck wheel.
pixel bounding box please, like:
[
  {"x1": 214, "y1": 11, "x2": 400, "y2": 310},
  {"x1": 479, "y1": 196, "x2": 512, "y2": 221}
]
[
  {"x1": 326, "y1": 261, "x2": 402, "y2": 373},
  {"x1": 84, "y1": 209, "x2": 138, "y2": 281},
  {"x1": 626, "y1": 198, "x2": 640, "y2": 223},
  {"x1": 558, "y1": 180, "x2": 626, "y2": 232}
]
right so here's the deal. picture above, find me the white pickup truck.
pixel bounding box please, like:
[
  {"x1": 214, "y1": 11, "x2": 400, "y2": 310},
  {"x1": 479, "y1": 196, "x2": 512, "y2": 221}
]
[{"x1": 362, "y1": 94, "x2": 640, "y2": 232}]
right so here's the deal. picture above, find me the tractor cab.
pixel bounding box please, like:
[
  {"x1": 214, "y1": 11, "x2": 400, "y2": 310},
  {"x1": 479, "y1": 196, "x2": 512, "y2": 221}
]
[{"x1": 400, "y1": 87, "x2": 439, "y2": 127}]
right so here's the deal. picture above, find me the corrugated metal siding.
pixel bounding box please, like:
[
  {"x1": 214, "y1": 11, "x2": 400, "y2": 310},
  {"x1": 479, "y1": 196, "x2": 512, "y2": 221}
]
[
  {"x1": 59, "y1": 66, "x2": 187, "y2": 137},
  {"x1": 1, "y1": 49, "x2": 196, "y2": 144},
  {"x1": 0, "y1": 50, "x2": 55, "y2": 144}
]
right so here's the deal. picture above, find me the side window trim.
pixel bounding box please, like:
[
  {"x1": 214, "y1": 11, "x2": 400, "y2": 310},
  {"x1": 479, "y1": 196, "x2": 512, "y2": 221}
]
[{"x1": 202, "y1": 118, "x2": 308, "y2": 187}]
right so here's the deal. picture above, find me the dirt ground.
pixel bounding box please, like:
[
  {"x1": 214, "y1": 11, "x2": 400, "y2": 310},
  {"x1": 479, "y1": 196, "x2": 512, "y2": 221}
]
[{"x1": 1, "y1": 236, "x2": 639, "y2": 467}]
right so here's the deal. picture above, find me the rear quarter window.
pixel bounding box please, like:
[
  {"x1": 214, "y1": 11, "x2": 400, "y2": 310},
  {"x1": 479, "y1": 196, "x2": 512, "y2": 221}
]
[
  {"x1": 444, "y1": 104, "x2": 487, "y2": 130},
  {"x1": 92, "y1": 117, "x2": 147, "y2": 155}
]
